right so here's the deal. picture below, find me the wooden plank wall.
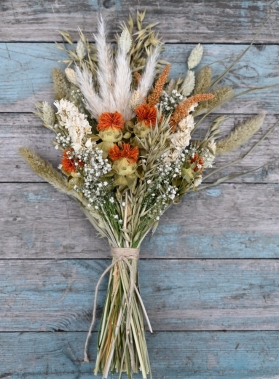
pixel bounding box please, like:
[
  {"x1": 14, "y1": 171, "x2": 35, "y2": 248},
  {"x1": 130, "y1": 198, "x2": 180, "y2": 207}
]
[{"x1": 1, "y1": 1, "x2": 279, "y2": 378}]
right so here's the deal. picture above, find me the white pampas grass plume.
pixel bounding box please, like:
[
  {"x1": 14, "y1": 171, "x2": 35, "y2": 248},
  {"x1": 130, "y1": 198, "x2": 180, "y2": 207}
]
[
  {"x1": 76, "y1": 39, "x2": 86, "y2": 59},
  {"x1": 65, "y1": 68, "x2": 78, "y2": 86},
  {"x1": 216, "y1": 112, "x2": 266, "y2": 155},
  {"x1": 75, "y1": 66, "x2": 104, "y2": 119},
  {"x1": 94, "y1": 15, "x2": 116, "y2": 111},
  {"x1": 188, "y1": 44, "x2": 203, "y2": 69},
  {"x1": 113, "y1": 26, "x2": 133, "y2": 120},
  {"x1": 136, "y1": 45, "x2": 161, "y2": 105},
  {"x1": 118, "y1": 26, "x2": 132, "y2": 54},
  {"x1": 181, "y1": 70, "x2": 195, "y2": 96}
]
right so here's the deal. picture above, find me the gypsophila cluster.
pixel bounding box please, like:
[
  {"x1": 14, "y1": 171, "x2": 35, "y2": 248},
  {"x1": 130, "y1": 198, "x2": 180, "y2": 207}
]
[
  {"x1": 200, "y1": 147, "x2": 215, "y2": 168},
  {"x1": 160, "y1": 90, "x2": 184, "y2": 115},
  {"x1": 76, "y1": 147, "x2": 113, "y2": 204}
]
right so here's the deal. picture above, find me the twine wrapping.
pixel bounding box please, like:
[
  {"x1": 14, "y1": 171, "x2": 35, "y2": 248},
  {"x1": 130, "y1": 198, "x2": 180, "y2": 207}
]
[{"x1": 84, "y1": 247, "x2": 152, "y2": 363}]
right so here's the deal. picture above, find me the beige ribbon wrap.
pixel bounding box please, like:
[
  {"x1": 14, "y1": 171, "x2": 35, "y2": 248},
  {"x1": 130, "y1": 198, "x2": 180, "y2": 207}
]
[{"x1": 84, "y1": 247, "x2": 152, "y2": 363}]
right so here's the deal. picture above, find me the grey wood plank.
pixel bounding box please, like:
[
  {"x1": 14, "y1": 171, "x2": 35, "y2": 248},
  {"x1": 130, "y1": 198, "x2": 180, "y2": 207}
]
[
  {"x1": 1, "y1": 43, "x2": 279, "y2": 113},
  {"x1": 4, "y1": 112, "x2": 279, "y2": 183},
  {"x1": 0, "y1": 0, "x2": 278, "y2": 43},
  {"x1": 1, "y1": 331, "x2": 279, "y2": 378},
  {"x1": 2, "y1": 183, "x2": 279, "y2": 259},
  {"x1": 2, "y1": 259, "x2": 279, "y2": 332}
]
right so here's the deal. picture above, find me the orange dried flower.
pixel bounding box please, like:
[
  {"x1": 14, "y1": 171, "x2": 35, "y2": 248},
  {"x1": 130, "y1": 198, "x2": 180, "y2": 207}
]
[
  {"x1": 135, "y1": 104, "x2": 157, "y2": 127},
  {"x1": 97, "y1": 111, "x2": 124, "y2": 131},
  {"x1": 61, "y1": 149, "x2": 84, "y2": 174},
  {"x1": 147, "y1": 64, "x2": 171, "y2": 107},
  {"x1": 190, "y1": 153, "x2": 204, "y2": 173},
  {"x1": 109, "y1": 143, "x2": 139, "y2": 164},
  {"x1": 134, "y1": 72, "x2": 142, "y2": 84},
  {"x1": 170, "y1": 93, "x2": 215, "y2": 131}
]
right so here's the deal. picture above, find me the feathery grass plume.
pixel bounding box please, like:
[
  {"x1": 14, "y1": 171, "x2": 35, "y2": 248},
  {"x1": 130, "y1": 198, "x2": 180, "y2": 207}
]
[
  {"x1": 194, "y1": 87, "x2": 234, "y2": 116},
  {"x1": 136, "y1": 45, "x2": 161, "y2": 105},
  {"x1": 42, "y1": 102, "x2": 55, "y2": 127},
  {"x1": 76, "y1": 39, "x2": 86, "y2": 59},
  {"x1": 94, "y1": 15, "x2": 116, "y2": 112},
  {"x1": 75, "y1": 66, "x2": 103, "y2": 119},
  {"x1": 147, "y1": 64, "x2": 171, "y2": 107},
  {"x1": 19, "y1": 147, "x2": 70, "y2": 193},
  {"x1": 170, "y1": 93, "x2": 214, "y2": 131},
  {"x1": 194, "y1": 66, "x2": 212, "y2": 94},
  {"x1": 188, "y1": 43, "x2": 203, "y2": 69},
  {"x1": 65, "y1": 68, "x2": 78, "y2": 86},
  {"x1": 216, "y1": 112, "x2": 266, "y2": 155},
  {"x1": 181, "y1": 70, "x2": 195, "y2": 97},
  {"x1": 52, "y1": 68, "x2": 70, "y2": 100},
  {"x1": 165, "y1": 78, "x2": 176, "y2": 95},
  {"x1": 113, "y1": 26, "x2": 133, "y2": 120}
]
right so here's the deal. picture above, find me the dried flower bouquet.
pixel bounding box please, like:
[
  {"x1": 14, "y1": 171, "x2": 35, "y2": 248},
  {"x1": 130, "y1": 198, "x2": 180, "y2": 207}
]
[{"x1": 20, "y1": 10, "x2": 277, "y2": 379}]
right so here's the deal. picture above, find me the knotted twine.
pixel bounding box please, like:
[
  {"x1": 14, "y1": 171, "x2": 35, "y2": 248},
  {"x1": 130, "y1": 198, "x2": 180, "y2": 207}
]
[{"x1": 84, "y1": 247, "x2": 153, "y2": 362}]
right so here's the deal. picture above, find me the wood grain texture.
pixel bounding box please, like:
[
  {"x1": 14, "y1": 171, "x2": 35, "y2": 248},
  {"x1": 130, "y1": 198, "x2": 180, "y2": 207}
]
[
  {"x1": 1, "y1": 43, "x2": 279, "y2": 113},
  {"x1": 1, "y1": 331, "x2": 279, "y2": 378},
  {"x1": 2, "y1": 182, "x2": 279, "y2": 259},
  {"x1": 0, "y1": 0, "x2": 278, "y2": 43},
  {"x1": 2, "y1": 259, "x2": 279, "y2": 332},
  {"x1": 2, "y1": 1, "x2": 279, "y2": 378},
  {"x1": 5, "y1": 112, "x2": 279, "y2": 183}
]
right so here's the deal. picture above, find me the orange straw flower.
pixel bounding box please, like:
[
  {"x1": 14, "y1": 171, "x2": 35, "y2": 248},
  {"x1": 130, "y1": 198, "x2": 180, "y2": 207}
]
[
  {"x1": 61, "y1": 149, "x2": 84, "y2": 174},
  {"x1": 97, "y1": 111, "x2": 124, "y2": 131},
  {"x1": 135, "y1": 104, "x2": 157, "y2": 127},
  {"x1": 109, "y1": 143, "x2": 139, "y2": 164}
]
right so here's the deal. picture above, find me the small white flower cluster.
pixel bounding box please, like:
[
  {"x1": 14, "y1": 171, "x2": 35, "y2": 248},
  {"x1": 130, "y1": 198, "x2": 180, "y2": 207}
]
[
  {"x1": 55, "y1": 132, "x2": 71, "y2": 150},
  {"x1": 200, "y1": 146, "x2": 215, "y2": 169},
  {"x1": 78, "y1": 147, "x2": 112, "y2": 204},
  {"x1": 165, "y1": 115, "x2": 195, "y2": 162},
  {"x1": 159, "y1": 90, "x2": 184, "y2": 114},
  {"x1": 54, "y1": 99, "x2": 91, "y2": 153},
  {"x1": 142, "y1": 155, "x2": 185, "y2": 221}
]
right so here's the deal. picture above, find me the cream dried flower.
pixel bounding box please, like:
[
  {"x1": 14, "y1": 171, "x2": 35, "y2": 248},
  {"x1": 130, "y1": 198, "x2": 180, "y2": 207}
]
[
  {"x1": 54, "y1": 99, "x2": 91, "y2": 152},
  {"x1": 178, "y1": 115, "x2": 195, "y2": 132}
]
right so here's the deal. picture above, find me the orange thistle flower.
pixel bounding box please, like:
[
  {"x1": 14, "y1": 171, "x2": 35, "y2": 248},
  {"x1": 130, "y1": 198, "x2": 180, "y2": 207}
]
[
  {"x1": 147, "y1": 64, "x2": 171, "y2": 107},
  {"x1": 61, "y1": 149, "x2": 84, "y2": 174},
  {"x1": 97, "y1": 111, "x2": 124, "y2": 131},
  {"x1": 135, "y1": 103, "x2": 157, "y2": 127},
  {"x1": 190, "y1": 153, "x2": 204, "y2": 173},
  {"x1": 170, "y1": 93, "x2": 215, "y2": 131},
  {"x1": 109, "y1": 143, "x2": 139, "y2": 164}
]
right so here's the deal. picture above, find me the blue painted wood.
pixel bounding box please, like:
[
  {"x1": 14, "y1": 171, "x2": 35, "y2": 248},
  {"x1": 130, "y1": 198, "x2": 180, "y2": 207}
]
[
  {"x1": 1, "y1": 0, "x2": 277, "y2": 43},
  {"x1": 2, "y1": 1, "x2": 279, "y2": 377},
  {"x1": 1, "y1": 259, "x2": 279, "y2": 332},
  {"x1": 2, "y1": 183, "x2": 279, "y2": 259},
  {"x1": 1, "y1": 331, "x2": 279, "y2": 378},
  {"x1": 1, "y1": 43, "x2": 279, "y2": 113}
]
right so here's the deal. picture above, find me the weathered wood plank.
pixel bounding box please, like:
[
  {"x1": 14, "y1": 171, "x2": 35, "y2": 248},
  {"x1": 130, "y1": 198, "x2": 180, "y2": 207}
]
[
  {"x1": 1, "y1": 43, "x2": 279, "y2": 112},
  {"x1": 2, "y1": 259, "x2": 279, "y2": 332},
  {"x1": 4, "y1": 112, "x2": 279, "y2": 183},
  {"x1": 1, "y1": 331, "x2": 279, "y2": 378},
  {"x1": 0, "y1": 0, "x2": 278, "y2": 43},
  {"x1": 2, "y1": 183, "x2": 279, "y2": 259}
]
